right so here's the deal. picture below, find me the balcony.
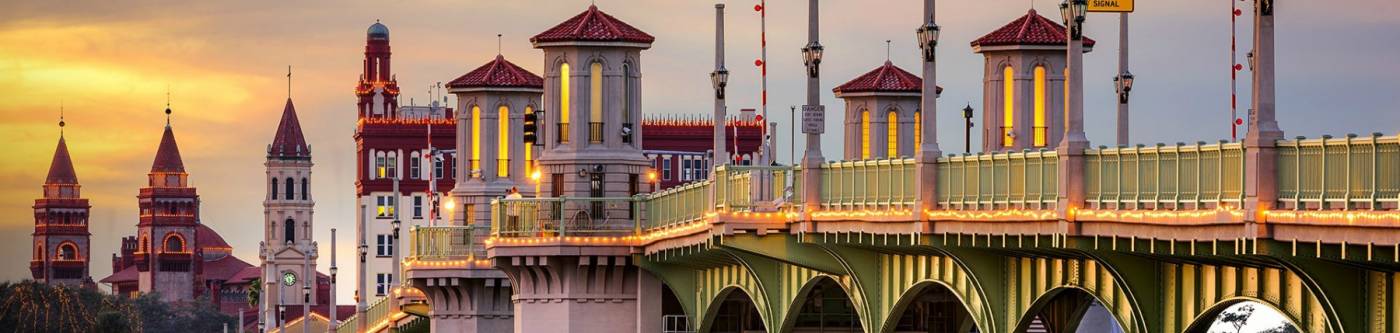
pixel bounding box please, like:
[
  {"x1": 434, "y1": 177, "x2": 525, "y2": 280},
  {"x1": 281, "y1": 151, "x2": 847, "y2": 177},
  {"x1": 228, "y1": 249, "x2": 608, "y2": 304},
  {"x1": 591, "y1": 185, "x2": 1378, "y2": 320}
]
[
  {"x1": 588, "y1": 122, "x2": 604, "y2": 143},
  {"x1": 491, "y1": 197, "x2": 643, "y2": 238}
]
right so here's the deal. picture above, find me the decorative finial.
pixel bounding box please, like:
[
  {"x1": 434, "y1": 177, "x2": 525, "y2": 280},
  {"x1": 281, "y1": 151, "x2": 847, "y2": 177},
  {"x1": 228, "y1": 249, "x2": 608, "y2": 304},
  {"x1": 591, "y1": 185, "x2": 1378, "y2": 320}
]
[
  {"x1": 287, "y1": 65, "x2": 293, "y2": 99},
  {"x1": 885, "y1": 40, "x2": 892, "y2": 62},
  {"x1": 58, "y1": 101, "x2": 66, "y2": 136},
  {"x1": 497, "y1": 34, "x2": 503, "y2": 55},
  {"x1": 165, "y1": 85, "x2": 172, "y2": 126}
]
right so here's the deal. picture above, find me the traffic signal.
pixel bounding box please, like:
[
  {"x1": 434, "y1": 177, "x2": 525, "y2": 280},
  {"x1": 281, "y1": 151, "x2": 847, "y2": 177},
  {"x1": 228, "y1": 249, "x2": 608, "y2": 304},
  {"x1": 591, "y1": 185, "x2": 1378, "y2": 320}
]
[{"x1": 523, "y1": 111, "x2": 539, "y2": 144}]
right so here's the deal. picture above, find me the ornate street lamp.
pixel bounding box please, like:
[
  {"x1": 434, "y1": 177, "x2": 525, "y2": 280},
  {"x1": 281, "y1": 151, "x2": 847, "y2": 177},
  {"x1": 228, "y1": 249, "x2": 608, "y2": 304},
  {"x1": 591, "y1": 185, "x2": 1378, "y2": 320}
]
[
  {"x1": 916, "y1": 20, "x2": 940, "y2": 62},
  {"x1": 801, "y1": 42, "x2": 824, "y2": 78},
  {"x1": 711, "y1": 68, "x2": 729, "y2": 99},
  {"x1": 357, "y1": 243, "x2": 367, "y2": 263},
  {"x1": 1114, "y1": 71, "x2": 1135, "y2": 104},
  {"x1": 1246, "y1": 51, "x2": 1256, "y2": 71},
  {"x1": 391, "y1": 219, "x2": 401, "y2": 240},
  {"x1": 1060, "y1": 0, "x2": 1088, "y2": 40},
  {"x1": 962, "y1": 104, "x2": 975, "y2": 153}
]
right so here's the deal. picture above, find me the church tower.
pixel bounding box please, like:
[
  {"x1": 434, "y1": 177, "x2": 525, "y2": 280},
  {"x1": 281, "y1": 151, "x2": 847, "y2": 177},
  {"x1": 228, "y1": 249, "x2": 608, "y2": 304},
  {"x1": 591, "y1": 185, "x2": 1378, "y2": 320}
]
[
  {"x1": 971, "y1": 9, "x2": 1093, "y2": 152},
  {"x1": 31, "y1": 115, "x2": 93, "y2": 287},
  {"x1": 260, "y1": 96, "x2": 319, "y2": 327},
  {"x1": 533, "y1": 4, "x2": 655, "y2": 212},
  {"x1": 135, "y1": 107, "x2": 200, "y2": 303},
  {"x1": 357, "y1": 21, "x2": 399, "y2": 118}
]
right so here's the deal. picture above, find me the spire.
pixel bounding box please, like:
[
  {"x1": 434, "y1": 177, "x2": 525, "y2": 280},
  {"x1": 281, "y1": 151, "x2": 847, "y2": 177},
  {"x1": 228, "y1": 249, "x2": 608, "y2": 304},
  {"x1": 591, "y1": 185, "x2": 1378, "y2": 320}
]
[
  {"x1": 46, "y1": 135, "x2": 78, "y2": 185},
  {"x1": 151, "y1": 113, "x2": 186, "y2": 173},
  {"x1": 270, "y1": 98, "x2": 310, "y2": 159}
]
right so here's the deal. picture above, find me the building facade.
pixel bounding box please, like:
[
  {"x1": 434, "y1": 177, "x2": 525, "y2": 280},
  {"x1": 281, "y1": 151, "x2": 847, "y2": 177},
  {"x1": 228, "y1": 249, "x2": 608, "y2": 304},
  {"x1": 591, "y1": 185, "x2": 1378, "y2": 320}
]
[
  {"x1": 641, "y1": 116, "x2": 764, "y2": 190},
  {"x1": 31, "y1": 123, "x2": 94, "y2": 288}
]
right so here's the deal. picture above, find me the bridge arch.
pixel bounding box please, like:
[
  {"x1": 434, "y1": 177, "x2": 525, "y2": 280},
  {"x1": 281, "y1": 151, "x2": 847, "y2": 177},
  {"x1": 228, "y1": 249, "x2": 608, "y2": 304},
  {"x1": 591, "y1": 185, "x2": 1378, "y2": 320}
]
[
  {"x1": 1183, "y1": 297, "x2": 1304, "y2": 333},
  {"x1": 779, "y1": 275, "x2": 864, "y2": 333},
  {"x1": 882, "y1": 280, "x2": 982, "y2": 333},
  {"x1": 702, "y1": 286, "x2": 769, "y2": 333},
  {"x1": 1013, "y1": 286, "x2": 1129, "y2": 333},
  {"x1": 1005, "y1": 256, "x2": 1149, "y2": 333}
]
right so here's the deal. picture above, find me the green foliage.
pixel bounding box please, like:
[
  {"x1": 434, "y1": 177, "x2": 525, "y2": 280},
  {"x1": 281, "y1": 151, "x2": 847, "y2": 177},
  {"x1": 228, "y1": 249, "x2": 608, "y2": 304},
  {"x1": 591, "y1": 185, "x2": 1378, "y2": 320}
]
[
  {"x1": 247, "y1": 277, "x2": 261, "y2": 309},
  {"x1": 0, "y1": 280, "x2": 236, "y2": 333}
]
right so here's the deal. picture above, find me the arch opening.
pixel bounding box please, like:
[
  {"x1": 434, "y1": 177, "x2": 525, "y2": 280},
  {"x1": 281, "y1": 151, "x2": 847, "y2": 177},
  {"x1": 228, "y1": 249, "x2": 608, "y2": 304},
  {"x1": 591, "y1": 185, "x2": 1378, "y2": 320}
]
[
  {"x1": 789, "y1": 277, "x2": 862, "y2": 333},
  {"x1": 887, "y1": 282, "x2": 976, "y2": 333},
  {"x1": 1188, "y1": 300, "x2": 1301, "y2": 333},
  {"x1": 708, "y1": 288, "x2": 766, "y2": 333},
  {"x1": 1015, "y1": 288, "x2": 1125, "y2": 333}
]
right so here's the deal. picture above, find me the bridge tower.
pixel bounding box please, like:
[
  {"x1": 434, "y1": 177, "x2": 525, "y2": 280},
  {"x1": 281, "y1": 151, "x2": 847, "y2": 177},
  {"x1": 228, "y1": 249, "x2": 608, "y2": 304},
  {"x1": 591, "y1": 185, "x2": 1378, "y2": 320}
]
[
  {"x1": 488, "y1": 5, "x2": 665, "y2": 333},
  {"x1": 447, "y1": 55, "x2": 543, "y2": 230},
  {"x1": 834, "y1": 61, "x2": 930, "y2": 160},
  {"x1": 971, "y1": 9, "x2": 1093, "y2": 153}
]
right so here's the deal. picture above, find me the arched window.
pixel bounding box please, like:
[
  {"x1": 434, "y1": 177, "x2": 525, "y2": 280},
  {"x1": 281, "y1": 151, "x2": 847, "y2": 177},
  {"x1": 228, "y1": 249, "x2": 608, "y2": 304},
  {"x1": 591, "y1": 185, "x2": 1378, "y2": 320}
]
[
  {"x1": 1003, "y1": 65, "x2": 1015, "y2": 147},
  {"x1": 589, "y1": 62, "x2": 604, "y2": 143},
  {"x1": 1033, "y1": 65, "x2": 1048, "y2": 147},
  {"x1": 34, "y1": 244, "x2": 41, "y2": 260},
  {"x1": 499, "y1": 105, "x2": 510, "y2": 177},
  {"x1": 525, "y1": 106, "x2": 535, "y2": 176},
  {"x1": 386, "y1": 152, "x2": 398, "y2": 179},
  {"x1": 559, "y1": 63, "x2": 571, "y2": 143},
  {"x1": 271, "y1": 178, "x2": 278, "y2": 199},
  {"x1": 471, "y1": 106, "x2": 482, "y2": 173},
  {"x1": 284, "y1": 218, "x2": 296, "y2": 242},
  {"x1": 140, "y1": 235, "x2": 150, "y2": 253},
  {"x1": 887, "y1": 110, "x2": 899, "y2": 157},
  {"x1": 860, "y1": 110, "x2": 871, "y2": 159},
  {"x1": 57, "y1": 243, "x2": 77, "y2": 260},
  {"x1": 373, "y1": 151, "x2": 386, "y2": 179},
  {"x1": 284, "y1": 177, "x2": 295, "y2": 200},
  {"x1": 622, "y1": 63, "x2": 632, "y2": 126},
  {"x1": 164, "y1": 234, "x2": 184, "y2": 253},
  {"x1": 914, "y1": 111, "x2": 922, "y2": 148},
  {"x1": 301, "y1": 178, "x2": 309, "y2": 200},
  {"x1": 409, "y1": 151, "x2": 420, "y2": 180}
]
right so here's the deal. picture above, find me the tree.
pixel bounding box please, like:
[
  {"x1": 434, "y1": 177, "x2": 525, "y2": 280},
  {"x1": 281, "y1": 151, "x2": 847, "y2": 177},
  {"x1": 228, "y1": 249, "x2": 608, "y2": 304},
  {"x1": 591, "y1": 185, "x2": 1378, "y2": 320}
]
[
  {"x1": 1217, "y1": 303, "x2": 1255, "y2": 333},
  {"x1": 1261, "y1": 323, "x2": 1300, "y2": 333},
  {"x1": 247, "y1": 277, "x2": 261, "y2": 309}
]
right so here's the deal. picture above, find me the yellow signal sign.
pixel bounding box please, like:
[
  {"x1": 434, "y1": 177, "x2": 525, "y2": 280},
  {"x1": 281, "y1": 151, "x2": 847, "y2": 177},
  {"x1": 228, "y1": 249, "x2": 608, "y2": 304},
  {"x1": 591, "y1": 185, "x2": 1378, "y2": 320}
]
[{"x1": 1088, "y1": 0, "x2": 1134, "y2": 12}]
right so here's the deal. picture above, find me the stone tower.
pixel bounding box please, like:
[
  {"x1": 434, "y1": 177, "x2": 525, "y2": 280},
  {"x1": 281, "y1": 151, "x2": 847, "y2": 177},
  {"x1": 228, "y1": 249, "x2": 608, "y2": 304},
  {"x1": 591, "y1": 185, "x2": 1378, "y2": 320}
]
[
  {"x1": 358, "y1": 21, "x2": 400, "y2": 118},
  {"x1": 447, "y1": 55, "x2": 543, "y2": 229},
  {"x1": 971, "y1": 9, "x2": 1093, "y2": 152},
  {"x1": 260, "y1": 97, "x2": 319, "y2": 328},
  {"x1": 135, "y1": 109, "x2": 199, "y2": 303},
  {"x1": 834, "y1": 61, "x2": 936, "y2": 160},
  {"x1": 31, "y1": 119, "x2": 93, "y2": 287},
  {"x1": 532, "y1": 4, "x2": 655, "y2": 217}
]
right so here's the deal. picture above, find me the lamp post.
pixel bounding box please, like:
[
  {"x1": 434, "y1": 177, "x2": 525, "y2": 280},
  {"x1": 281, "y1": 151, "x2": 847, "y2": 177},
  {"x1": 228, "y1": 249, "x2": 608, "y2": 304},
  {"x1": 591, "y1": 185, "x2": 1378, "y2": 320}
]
[
  {"x1": 1057, "y1": 0, "x2": 1090, "y2": 211},
  {"x1": 915, "y1": 10, "x2": 940, "y2": 157},
  {"x1": 712, "y1": 3, "x2": 728, "y2": 172},
  {"x1": 799, "y1": 0, "x2": 824, "y2": 214},
  {"x1": 962, "y1": 104, "x2": 974, "y2": 153},
  {"x1": 1114, "y1": 70, "x2": 1134, "y2": 146}
]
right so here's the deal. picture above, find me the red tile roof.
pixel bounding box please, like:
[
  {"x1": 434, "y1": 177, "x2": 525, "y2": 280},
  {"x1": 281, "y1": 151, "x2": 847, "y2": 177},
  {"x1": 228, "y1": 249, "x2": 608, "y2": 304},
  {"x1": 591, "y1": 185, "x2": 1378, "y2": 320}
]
[
  {"x1": 196, "y1": 224, "x2": 231, "y2": 249},
  {"x1": 202, "y1": 255, "x2": 253, "y2": 282},
  {"x1": 447, "y1": 55, "x2": 544, "y2": 90},
  {"x1": 833, "y1": 61, "x2": 941, "y2": 95},
  {"x1": 270, "y1": 98, "x2": 310, "y2": 159},
  {"x1": 100, "y1": 266, "x2": 138, "y2": 284},
  {"x1": 228, "y1": 266, "x2": 261, "y2": 284},
  {"x1": 151, "y1": 124, "x2": 186, "y2": 173},
  {"x1": 531, "y1": 5, "x2": 654, "y2": 45},
  {"x1": 45, "y1": 136, "x2": 78, "y2": 184},
  {"x1": 971, "y1": 9, "x2": 1095, "y2": 48}
]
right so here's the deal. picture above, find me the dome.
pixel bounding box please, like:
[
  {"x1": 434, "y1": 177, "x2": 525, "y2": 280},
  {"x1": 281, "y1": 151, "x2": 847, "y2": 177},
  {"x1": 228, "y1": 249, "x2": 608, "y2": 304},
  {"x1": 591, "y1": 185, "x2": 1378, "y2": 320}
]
[{"x1": 367, "y1": 21, "x2": 389, "y2": 40}]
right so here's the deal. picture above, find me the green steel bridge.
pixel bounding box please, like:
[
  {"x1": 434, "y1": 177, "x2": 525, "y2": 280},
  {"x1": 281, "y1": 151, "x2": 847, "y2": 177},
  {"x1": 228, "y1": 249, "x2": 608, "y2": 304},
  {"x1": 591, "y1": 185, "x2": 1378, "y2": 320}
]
[{"x1": 377, "y1": 134, "x2": 1400, "y2": 333}]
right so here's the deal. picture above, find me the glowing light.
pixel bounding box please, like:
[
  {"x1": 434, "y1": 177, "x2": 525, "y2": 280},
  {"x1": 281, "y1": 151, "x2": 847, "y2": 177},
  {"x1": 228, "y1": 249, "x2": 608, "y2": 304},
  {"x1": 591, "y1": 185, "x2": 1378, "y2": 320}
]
[
  {"x1": 530, "y1": 170, "x2": 542, "y2": 182},
  {"x1": 925, "y1": 209, "x2": 1058, "y2": 220},
  {"x1": 1263, "y1": 210, "x2": 1400, "y2": 225}
]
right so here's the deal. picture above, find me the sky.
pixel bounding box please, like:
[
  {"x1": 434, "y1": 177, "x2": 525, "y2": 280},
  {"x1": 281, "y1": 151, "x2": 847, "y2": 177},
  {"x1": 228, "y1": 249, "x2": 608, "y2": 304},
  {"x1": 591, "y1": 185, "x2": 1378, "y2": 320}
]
[{"x1": 0, "y1": 0, "x2": 1395, "y2": 326}]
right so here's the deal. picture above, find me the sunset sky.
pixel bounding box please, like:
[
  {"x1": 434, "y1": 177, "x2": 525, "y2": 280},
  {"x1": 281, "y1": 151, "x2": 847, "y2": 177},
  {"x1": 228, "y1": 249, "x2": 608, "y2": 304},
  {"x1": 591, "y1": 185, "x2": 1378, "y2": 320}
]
[{"x1": 2, "y1": 0, "x2": 1397, "y2": 313}]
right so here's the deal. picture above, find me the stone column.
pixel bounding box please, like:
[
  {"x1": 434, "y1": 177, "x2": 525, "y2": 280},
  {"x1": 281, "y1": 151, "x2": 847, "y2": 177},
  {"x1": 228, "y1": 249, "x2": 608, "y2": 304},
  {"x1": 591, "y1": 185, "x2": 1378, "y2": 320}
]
[
  {"x1": 1057, "y1": 4, "x2": 1090, "y2": 225},
  {"x1": 914, "y1": 0, "x2": 942, "y2": 217},
  {"x1": 1244, "y1": 0, "x2": 1283, "y2": 234},
  {"x1": 800, "y1": 0, "x2": 825, "y2": 214}
]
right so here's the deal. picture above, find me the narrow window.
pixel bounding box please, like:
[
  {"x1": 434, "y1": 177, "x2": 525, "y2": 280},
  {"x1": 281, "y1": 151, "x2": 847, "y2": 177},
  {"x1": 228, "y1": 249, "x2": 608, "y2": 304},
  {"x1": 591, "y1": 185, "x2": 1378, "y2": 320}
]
[
  {"x1": 524, "y1": 106, "x2": 534, "y2": 176},
  {"x1": 1034, "y1": 65, "x2": 1048, "y2": 147},
  {"x1": 284, "y1": 177, "x2": 295, "y2": 200},
  {"x1": 374, "y1": 154, "x2": 386, "y2": 179},
  {"x1": 914, "y1": 111, "x2": 922, "y2": 148},
  {"x1": 409, "y1": 152, "x2": 420, "y2": 180},
  {"x1": 301, "y1": 178, "x2": 308, "y2": 200},
  {"x1": 387, "y1": 152, "x2": 398, "y2": 179},
  {"x1": 499, "y1": 105, "x2": 510, "y2": 177},
  {"x1": 1003, "y1": 65, "x2": 1015, "y2": 147},
  {"x1": 861, "y1": 110, "x2": 871, "y2": 159},
  {"x1": 887, "y1": 111, "x2": 899, "y2": 157},
  {"x1": 284, "y1": 218, "x2": 296, "y2": 242},
  {"x1": 413, "y1": 196, "x2": 423, "y2": 219},
  {"x1": 662, "y1": 157, "x2": 672, "y2": 180},
  {"x1": 559, "y1": 63, "x2": 571, "y2": 143},
  {"x1": 434, "y1": 155, "x2": 444, "y2": 180},
  {"x1": 271, "y1": 178, "x2": 279, "y2": 199},
  {"x1": 622, "y1": 63, "x2": 633, "y2": 144},
  {"x1": 589, "y1": 62, "x2": 604, "y2": 143},
  {"x1": 471, "y1": 106, "x2": 481, "y2": 173}
]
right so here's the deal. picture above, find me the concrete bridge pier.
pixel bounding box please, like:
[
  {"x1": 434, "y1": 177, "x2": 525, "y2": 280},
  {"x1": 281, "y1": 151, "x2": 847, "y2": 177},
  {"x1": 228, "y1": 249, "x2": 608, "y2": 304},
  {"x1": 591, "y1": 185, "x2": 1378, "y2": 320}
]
[
  {"x1": 491, "y1": 246, "x2": 664, "y2": 333},
  {"x1": 405, "y1": 268, "x2": 514, "y2": 333}
]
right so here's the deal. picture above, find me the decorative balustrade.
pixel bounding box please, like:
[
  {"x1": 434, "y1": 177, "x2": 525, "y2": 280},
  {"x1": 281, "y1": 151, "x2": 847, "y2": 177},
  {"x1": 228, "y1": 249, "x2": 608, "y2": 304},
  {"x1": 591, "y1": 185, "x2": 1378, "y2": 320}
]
[
  {"x1": 646, "y1": 180, "x2": 711, "y2": 230},
  {"x1": 1086, "y1": 141, "x2": 1245, "y2": 209},
  {"x1": 714, "y1": 165, "x2": 795, "y2": 213},
  {"x1": 937, "y1": 150, "x2": 1058, "y2": 210},
  {"x1": 336, "y1": 295, "x2": 392, "y2": 333},
  {"x1": 818, "y1": 158, "x2": 917, "y2": 211},
  {"x1": 491, "y1": 197, "x2": 643, "y2": 237},
  {"x1": 1277, "y1": 134, "x2": 1399, "y2": 210},
  {"x1": 409, "y1": 225, "x2": 480, "y2": 262}
]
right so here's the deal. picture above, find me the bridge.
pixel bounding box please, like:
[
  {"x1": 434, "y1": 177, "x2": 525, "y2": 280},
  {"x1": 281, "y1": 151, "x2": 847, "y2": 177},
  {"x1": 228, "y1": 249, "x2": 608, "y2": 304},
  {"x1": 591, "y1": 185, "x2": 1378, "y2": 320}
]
[{"x1": 374, "y1": 133, "x2": 1398, "y2": 333}]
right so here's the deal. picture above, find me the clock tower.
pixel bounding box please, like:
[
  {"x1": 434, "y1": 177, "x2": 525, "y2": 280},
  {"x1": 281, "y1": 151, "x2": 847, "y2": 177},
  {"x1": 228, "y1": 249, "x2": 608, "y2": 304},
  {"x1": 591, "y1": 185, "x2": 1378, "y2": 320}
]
[{"x1": 259, "y1": 97, "x2": 319, "y2": 329}]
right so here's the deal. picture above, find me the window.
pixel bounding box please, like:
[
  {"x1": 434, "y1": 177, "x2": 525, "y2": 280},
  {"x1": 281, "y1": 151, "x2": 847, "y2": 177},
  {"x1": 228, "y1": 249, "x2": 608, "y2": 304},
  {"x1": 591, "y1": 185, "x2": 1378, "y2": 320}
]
[
  {"x1": 271, "y1": 178, "x2": 278, "y2": 199},
  {"x1": 559, "y1": 63, "x2": 571, "y2": 143},
  {"x1": 284, "y1": 177, "x2": 294, "y2": 200},
  {"x1": 375, "y1": 195, "x2": 396, "y2": 218},
  {"x1": 888, "y1": 111, "x2": 899, "y2": 157},
  {"x1": 374, "y1": 153, "x2": 386, "y2": 179},
  {"x1": 589, "y1": 62, "x2": 604, "y2": 143},
  {"x1": 499, "y1": 105, "x2": 510, "y2": 177},
  {"x1": 622, "y1": 63, "x2": 631, "y2": 125},
  {"x1": 375, "y1": 234, "x2": 393, "y2": 257},
  {"x1": 301, "y1": 178, "x2": 308, "y2": 200},
  {"x1": 628, "y1": 173, "x2": 638, "y2": 218},
  {"x1": 662, "y1": 157, "x2": 672, "y2": 180},
  {"x1": 525, "y1": 106, "x2": 535, "y2": 176},
  {"x1": 1033, "y1": 65, "x2": 1048, "y2": 147},
  {"x1": 471, "y1": 106, "x2": 481, "y2": 173},
  {"x1": 284, "y1": 218, "x2": 296, "y2": 243},
  {"x1": 57, "y1": 244, "x2": 77, "y2": 260},
  {"x1": 861, "y1": 110, "x2": 871, "y2": 159},
  {"x1": 1003, "y1": 65, "x2": 1015, "y2": 147},
  {"x1": 914, "y1": 112, "x2": 922, "y2": 148},
  {"x1": 434, "y1": 154, "x2": 444, "y2": 180},
  {"x1": 682, "y1": 159, "x2": 692, "y2": 181},
  {"x1": 164, "y1": 235, "x2": 184, "y2": 253},
  {"x1": 413, "y1": 196, "x2": 423, "y2": 219},
  {"x1": 386, "y1": 152, "x2": 398, "y2": 179},
  {"x1": 409, "y1": 152, "x2": 421, "y2": 180},
  {"x1": 375, "y1": 273, "x2": 391, "y2": 296}
]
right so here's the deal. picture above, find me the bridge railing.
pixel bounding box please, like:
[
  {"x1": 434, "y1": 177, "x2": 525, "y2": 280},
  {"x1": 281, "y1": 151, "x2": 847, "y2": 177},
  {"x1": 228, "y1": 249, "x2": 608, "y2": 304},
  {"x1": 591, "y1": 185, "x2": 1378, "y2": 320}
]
[
  {"x1": 817, "y1": 158, "x2": 917, "y2": 211},
  {"x1": 491, "y1": 197, "x2": 643, "y2": 237},
  {"x1": 937, "y1": 150, "x2": 1058, "y2": 210},
  {"x1": 1278, "y1": 133, "x2": 1399, "y2": 210},
  {"x1": 646, "y1": 180, "x2": 712, "y2": 230},
  {"x1": 335, "y1": 295, "x2": 392, "y2": 333},
  {"x1": 1086, "y1": 141, "x2": 1245, "y2": 209},
  {"x1": 408, "y1": 225, "x2": 480, "y2": 262},
  {"x1": 714, "y1": 165, "x2": 795, "y2": 213}
]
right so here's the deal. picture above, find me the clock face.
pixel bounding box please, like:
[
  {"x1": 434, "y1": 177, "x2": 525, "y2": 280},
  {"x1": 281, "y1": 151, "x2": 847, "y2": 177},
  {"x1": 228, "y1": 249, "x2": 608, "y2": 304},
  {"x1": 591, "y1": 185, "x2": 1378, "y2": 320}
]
[{"x1": 282, "y1": 272, "x2": 297, "y2": 286}]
